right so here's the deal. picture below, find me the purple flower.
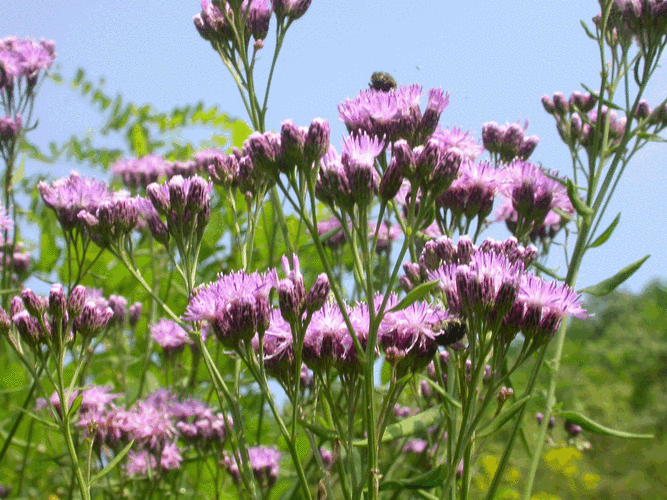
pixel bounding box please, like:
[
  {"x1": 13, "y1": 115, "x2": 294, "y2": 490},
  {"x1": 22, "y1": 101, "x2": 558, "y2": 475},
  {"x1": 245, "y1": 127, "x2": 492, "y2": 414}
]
[
  {"x1": 371, "y1": 221, "x2": 400, "y2": 254},
  {"x1": 194, "y1": 1, "x2": 234, "y2": 43},
  {"x1": 437, "y1": 160, "x2": 502, "y2": 220},
  {"x1": 125, "y1": 449, "x2": 157, "y2": 476},
  {"x1": 150, "y1": 319, "x2": 193, "y2": 355},
  {"x1": 160, "y1": 441, "x2": 183, "y2": 470},
  {"x1": 338, "y1": 84, "x2": 429, "y2": 142},
  {"x1": 76, "y1": 191, "x2": 140, "y2": 248},
  {"x1": 482, "y1": 120, "x2": 539, "y2": 163},
  {"x1": 317, "y1": 216, "x2": 346, "y2": 250},
  {"x1": 273, "y1": 0, "x2": 312, "y2": 21},
  {"x1": 73, "y1": 300, "x2": 114, "y2": 339},
  {"x1": 195, "y1": 148, "x2": 239, "y2": 189},
  {"x1": 303, "y1": 302, "x2": 358, "y2": 371},
  {"x1": 111, "y1": 154, "x2": 170, "y2": 189},
  {"x1": 0, "y1": 115, "x2": 22, "y2": 142},
  {"x1": 252, "y1": 309, "x2": 294, "y2": 372},
  {"x1": 340, "y1": 133, "x2": 385, "y2": 208},
  {"x1": 243, "y1": 0, "x2": 273, "y2": 41},
  {"x1": 379, "y1": 298, "x2": 453, "y2": 370},
  {"x1": 0, "y1": 38, "x2": 55, "y2": 87},
  {"x1": 224, "y1": 446, "x2": 281, "y2": 488},
  {"x1": 402, "y1": 439, "x2": 429, "y2": 455},
  {"x1": 38, "y1": 172, "x2": 114, "y2": 232},
  {"x1": 430, "y1": 126, "x2": 482, "y2": 162},
  {"x1": 183, "y1": 269, "x2": 276, "y2": 346},
  {"x1": 277, "y1": 255, "x2": 306, "y2": 323},
  {"x1": 495, "y1": 161, "x2": 574, "y2": 242}
]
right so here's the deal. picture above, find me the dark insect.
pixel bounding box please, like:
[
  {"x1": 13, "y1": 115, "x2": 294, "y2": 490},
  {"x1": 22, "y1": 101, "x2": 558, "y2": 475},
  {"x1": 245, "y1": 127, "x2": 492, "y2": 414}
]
[
  {"x1": 434, "y1": 318, "x2": 467, "y2": 347},
  {"x1": 369, "y1": 71, "x2": 397, "y2": 92}
]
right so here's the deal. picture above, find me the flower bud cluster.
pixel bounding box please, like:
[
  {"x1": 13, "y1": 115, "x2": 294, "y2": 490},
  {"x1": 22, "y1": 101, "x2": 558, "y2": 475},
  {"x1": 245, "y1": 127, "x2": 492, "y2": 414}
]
[
  {"x1": 602, "y1": 0, "x2": 667, "y2": 48},
  {"x1": 76, "y1": 192, "x2": 140, "y2": 249},
  {"x1": 111, "y1": 154, "x2": 203, "y2": 190},
  {"x1": 224, "y1": 446, "x2": 281, "y2": 489},
  {"x1": 142, "y1": 175, "x2": 212, "y2": 247},
  {"x1": 6, "y1": 285, "x2": 114, "y2": 353},
  {"x1": 482, "y1": 120, "x2": 539, "y2": 163}
]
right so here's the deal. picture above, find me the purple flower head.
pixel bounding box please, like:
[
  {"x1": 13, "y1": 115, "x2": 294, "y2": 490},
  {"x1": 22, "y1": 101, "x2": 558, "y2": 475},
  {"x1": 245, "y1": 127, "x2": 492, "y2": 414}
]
[
  {"x1": 511, "y1": 274, "x2": 587, "y2": 344},
  {"x1": 225, "y1": 446, "x2": 282, "y2": 488},
  {"x1": 77, "y1": 192, "x2": 140, "y2": 248},
  {"x1": 496, "y1": 161, "x2": 574, "y2": 240},
  {"x1": 38, "y1": 172, "x2": 113, "y2": 232},
  {"x1": 420, "y1": 88, "x2": 450, "y2": 138},
  {"x1": 437, "y1": 160, "x2": 502, "y2": 220},
  {"x1": 317, "y1": 216, "x2": 346, "y2": 250},
  {"x1": 0, "y1": 38, "x2": 55, "y2": 88},
  {"x1": 13, "y1": 310, "x2": 43, "y2": 350},
  {"x1": 125, "y1": 450, "x2": 157, "y2": 476},
  {"x1": 244, "y1": 131, "x2": 281, "y2": 180},
  {"x1": 195, "y1": 148, "x2": 239, "y2": 189},
  {"x1": 564, "y1": 419, "x2": 583, "y2": 438},
  {"x1": 252, "y1": 309, "x2": 294, "y2": 374},
  {"x1": 273, "y1": 0, "x2": 312, "y2": 20},
  {"x1": 340, "y1": 133, "x2": 385, "y2": 208},
  {"x1": 0, "y1": 115, "x2": 22, "y2": 141},
  {"x1": 280, "y1": 119, "x2": 306, "y2": 171},
  {"x1": 338, "y1": 84, "x2": 426, "y2": 142},
  {"x1": 316, "y1": 146, "x2": 355, "y2": 210},
  {"x1": 136, "y1": 197, "x2": 169, "y2": 245},
  {"x1": 379, "y1": 297, "x2": 453, "y2": 371},
  {"x1": 277, "y1": 254, "x2": 306, "y2": 324},
  {"x1": 402, "y1": 439, "x2": 430, "y2": 455},
  {"x1": 413, "y1": 136, "x2": 463, "y2": 196},
  {"x1": 371, "y1": 221, "x2": 400, "y2": 254},
  {"x1": 160, "y1": 441, "x2": 183, "y2": 471},
  {"x1": 430, "y1": 126, "x2": 483, "y2": 162},
  {"x1": 111, "y1": 155, "x2": 169, "y2": 189},
  {"x1": 194, "y1": 1, "x2": 234, "y2": 43},
  {"x1": 242, "y1": 0, "x2": 273, "y2": 41},
  {"x1": 184, "y1": 269, "x2": 277, "y2": 347},
  {"x1": 304, "y1": 273, "x2": 331, "y2": 314},
  {"x1": 73, "y1": 300, "x2": 114, "y2": 339},
  {"x1": 303, "y1": 301, "x2": 360, "y2": 371},
  {"x1": 304, "y1": 117, "x2": 331, "y2": 166},
  {"x1": 482, "y1": 119, "x2": 539, "y2": 163},
  {"x1": 151, "y1": 319, "x2": 193, "y2": 355}
]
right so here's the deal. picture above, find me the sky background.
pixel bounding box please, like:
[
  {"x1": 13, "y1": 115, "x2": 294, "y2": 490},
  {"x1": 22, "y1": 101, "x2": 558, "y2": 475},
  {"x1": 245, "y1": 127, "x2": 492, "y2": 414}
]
[{"x1": 2, "y1": 0, "x2": 666, "y2": 294}]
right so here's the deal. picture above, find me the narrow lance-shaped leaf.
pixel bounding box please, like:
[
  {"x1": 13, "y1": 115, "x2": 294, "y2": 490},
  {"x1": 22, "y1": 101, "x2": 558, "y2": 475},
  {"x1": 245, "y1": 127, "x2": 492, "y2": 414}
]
[
  {"x1": 389, "y1": 280, "x2": 440, "y2": 313},
  {"x1": 476, "y1": 395, "x2": 532, "y2": 439},
  {"x1": 556, "y1": 411, "x2": 653, "y2": 439},
  {"x1": 90, "y1": 440, "x2": 135, "y2": 484},
  {"x1": 380, "y1": 463, "x2": 449, "y2": 491},
  {"x1": 566, "y1": 178, "x2": 594, "y2": 218},
  {"x1": 579, "y1": 254, "x2": 650, "y2": 296},
  {"x1": 589, "y1": 212, "x2": 620, "y2": 248},
  {"x1": 354, "y1": 405, "x2": 444, "y2": 446}
]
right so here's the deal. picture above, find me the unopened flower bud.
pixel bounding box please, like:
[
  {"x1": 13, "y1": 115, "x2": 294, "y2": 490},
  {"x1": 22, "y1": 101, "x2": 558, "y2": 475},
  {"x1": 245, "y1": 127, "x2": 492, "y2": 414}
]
[
  {"x1": 146, "y1": 183, "x2": 170, "y2": 214},
  {"x1": 74, "y1": 302, "x2": 113, "y2": 338},
  {"x1": 273, "y1": 0, "x2": 312, "y2": 20},
  {"x1": 13, "y1": 310, "x2": 41, "y2": 349},
  {"x1": 304, "y1": 274, "x2": 330, "y2": 314},
  {"x1": 185, "y1": 176, "x2": 211, "y2": 214},
  {"x1": 22, "y1": 289, "x2": 47, "y2": 318},
  {"x1": 49, "y1": 284, "x2": 67, "y2": 320},
  {"x1": 168, "y1": 176, "x2": 187, "y2": 213},
  {"x1": 280, "y1": 119, "x2": 305, "y2": 171},
  {"x1": 67, "y1": 285, "x2": 87, "y2": 317},
  {"x1": 564, "y1": 420, "x2": 583, "y2": 438},
  {"x1": 636, "y1": 99, "x2": 651, "y2": 119},
  {"x1": 304, "y1": 118, "x2": 330, "y2": 165},
  {"x1": 0, "y1": 307, "x2": 11, "y2": 337},
  {"x1": 541, "y1": 95, "x2": 556, "y2": 115},
  {"x1": 129, "y1": 302, "x2": 143, "y2": 327},
  {"x1": 10, "y1": 296, "x2": 24, "y2": 318},
  {"x1": 552, "y1": 92, "x2": 569, "y2": 115},
  {"x1": 379, "y1": 157, "x2": 404, "y2": 202}
]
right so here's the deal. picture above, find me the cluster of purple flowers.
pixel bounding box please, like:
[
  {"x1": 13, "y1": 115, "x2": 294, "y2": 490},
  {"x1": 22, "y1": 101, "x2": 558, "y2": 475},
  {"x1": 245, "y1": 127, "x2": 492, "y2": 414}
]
[
  {"x1": 405, "y1": 235, "x2": 586, "y2": 350},
  {"x1": 482, "y1": 120, "x2": 539, "y2": 163},
  {"x1": 316, "y1": 216, "x2": 400, "y2": 253},
  {"x1": 150, "y1": 319, "x2": 193, "y2": 356},
  {"x1": 38, "y1": 171, "x2": 142, "y2": 250},
  {"x1": 0, "y1": 37, "x2": 55, "y2": 91},
  {"x1": 111, "y1": 154, "x2": 202, "y2": 190},
  {"x1": 495, "y1": 160, "x2": 575, "y2": 243},
  {"x1": 42, "y1": 387, "x2": 231, "y2": 477},
  {"x1": 601, "y1": 0, "x2": 667, "y2": 46},
  {"x1": 2, "y1": 285, "x2": 114, "y2": 353},
  {"x1": 223, "y1": 446, "x2": 282, "y2": 489},
  {"x1": 194, "y1": 0, "x2": 311, "y2": 47},
  {"x1": 141, "y1": 174, "x2": 212, "y2": 247},
  {"x1": 338, "y1": 84, "x2": 449, "y2": 144}
]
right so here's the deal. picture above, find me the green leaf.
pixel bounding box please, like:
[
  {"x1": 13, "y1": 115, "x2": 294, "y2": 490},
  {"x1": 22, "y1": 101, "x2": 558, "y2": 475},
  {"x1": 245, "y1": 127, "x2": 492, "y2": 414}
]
[
  {"x1": 127, "y1": 122, "x2": 148, "y2": 156},
  {"x1": 67, "y1": 394, "x2": 83, "y2": 418},
  {"x1": 90, "y1": 440, "x2": 135, "y2": 484},
  {"x1": 16, "y1": 407, "x2": 59, "y2": 431},
  {"x1": 580, "y1": 19, "x2": 597, "y2": 40},
  {"x1": 579, "y1": 254, "x2": 650, "y2": 296},
  {"x1": 418, "y1": 376, "x2": 461, "y2": 409},
  {"x1": 556, "y1": 411, "x2": 653, "y2": 439},
  {"x1": 477, "y1": 395, "x2": 532, "y2": 438},
  {"x1": 566, "y1": 178, "x2": 593, "y2": 218},
  {"x1": 354, "y1": 405, "x2": 444, "y2": 446},
  {"x1": 297, "y1": 419, "x2": 339, "y2": 440},
  {"x1": 636, "y1": 132, "x2": 667, "y2": 143},
  {"x1": 73, "y1": 68, "x2": 85, "y2": 86},
  {"x1": 380, "y1": 463, "x2": 448, "y2": 491},
  {"x1": 389, "y1": 280, "x2": 440, "y2": 313},
  {"x1": 381, "y1": 359, "x2": 392, "y2": 385},
  {"x1": 589, "y1": 212, "x2": 620, "y2": 248}
]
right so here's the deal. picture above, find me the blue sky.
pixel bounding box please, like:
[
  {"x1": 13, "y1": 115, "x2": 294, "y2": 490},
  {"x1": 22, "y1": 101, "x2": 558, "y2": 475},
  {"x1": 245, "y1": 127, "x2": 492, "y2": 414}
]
[{"x1": 3, "y1": 0, "x2": 666, "y2": 294}]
